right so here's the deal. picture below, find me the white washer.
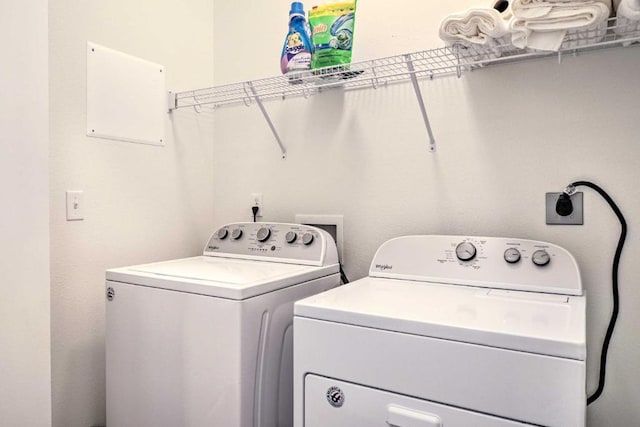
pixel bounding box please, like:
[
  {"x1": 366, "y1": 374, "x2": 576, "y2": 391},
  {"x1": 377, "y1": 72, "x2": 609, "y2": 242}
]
[
  {"x1": 106, "y1": 222, "x2": 339, "y2": 427},
  {"x1": 294, "y1": 235, "x2": 586, "y2": 427}
]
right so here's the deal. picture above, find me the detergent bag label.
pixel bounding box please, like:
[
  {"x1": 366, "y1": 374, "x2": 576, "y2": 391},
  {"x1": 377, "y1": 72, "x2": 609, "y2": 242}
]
[{"x1": 309, "y1": 1, "x2": 357, "y2": 69}]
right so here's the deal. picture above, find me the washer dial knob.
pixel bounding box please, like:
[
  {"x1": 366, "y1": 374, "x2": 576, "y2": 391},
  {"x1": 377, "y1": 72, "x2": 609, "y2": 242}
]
[
  {"x1": 256, "y1": 227, "x2": 271, "y2": 242},
  {"x1": 231, "y1": 229, "x2": 243, "y2": 240},
  {"x1": 504, "y1": 247, "x2": 521, "y2": 264},
  {"x1": 301, "y1": 232, "x2": 315, "y2": 246},
  {"x1": 532, "y1": 250, "x2": 551, "y2": 266},
  {"x1": 285, "y1": 231, "x2": 298, "y2": 244},
  {"x1": 217, "y1": 228, "x2": 228, "y2": 240},
  {"x1": 455, "y1": 242, "x2": 477, "y2": 261}
]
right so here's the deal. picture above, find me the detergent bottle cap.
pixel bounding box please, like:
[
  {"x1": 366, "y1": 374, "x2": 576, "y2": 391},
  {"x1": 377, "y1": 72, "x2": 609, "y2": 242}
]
[{"x1": 289, "y1": 2, "x2": 305, "y2": 17}]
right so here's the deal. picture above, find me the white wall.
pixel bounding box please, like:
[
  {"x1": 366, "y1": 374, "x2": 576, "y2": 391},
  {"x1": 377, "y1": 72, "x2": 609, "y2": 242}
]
[
  {"x1": 49, "y1": 1, "x2": 215, "y2": 426},
  {"x1": 212, "y1": 1, "x2": 640, "y2": 426},
  {"x1": 0, "y1": 2, "x2": 52, "y2": 426}
]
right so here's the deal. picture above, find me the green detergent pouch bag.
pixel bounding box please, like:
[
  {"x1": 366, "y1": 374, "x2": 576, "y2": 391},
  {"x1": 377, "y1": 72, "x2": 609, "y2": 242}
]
[{"x1": 309, "y1": 1, "x2": 357, "y2": 70}]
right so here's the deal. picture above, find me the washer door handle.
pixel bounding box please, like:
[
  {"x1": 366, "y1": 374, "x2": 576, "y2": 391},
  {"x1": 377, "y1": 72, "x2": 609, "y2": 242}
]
[{"x1": 386, "y1": 405, "x2": 442, "y2": 427}]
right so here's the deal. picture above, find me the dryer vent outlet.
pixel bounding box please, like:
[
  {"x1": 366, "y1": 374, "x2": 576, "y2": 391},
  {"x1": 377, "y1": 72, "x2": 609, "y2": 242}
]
[
  {"x1": 546, "y1": 192, "x2": 583, "y2": 225},
  {"x1": 295, "y1": 214, "x2": 344, "y2": 264}
]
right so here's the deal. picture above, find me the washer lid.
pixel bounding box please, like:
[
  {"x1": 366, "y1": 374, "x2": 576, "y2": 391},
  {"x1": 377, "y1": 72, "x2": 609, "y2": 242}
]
[
  {"x1": 295, "y1": 277, "x2": 586, "y2": 360},
  {"x1": 106, "y1": 256, "x2": 338, "y2": 300}
]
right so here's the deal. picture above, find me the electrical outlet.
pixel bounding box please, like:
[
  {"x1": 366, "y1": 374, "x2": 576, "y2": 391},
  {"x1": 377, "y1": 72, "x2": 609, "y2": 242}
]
[
  {"x1": 546, "y1": 192, "x2": 583, "y2": 225},
  {"x1": 251, "y1": 193, "x2": 263, "y2": 217}
]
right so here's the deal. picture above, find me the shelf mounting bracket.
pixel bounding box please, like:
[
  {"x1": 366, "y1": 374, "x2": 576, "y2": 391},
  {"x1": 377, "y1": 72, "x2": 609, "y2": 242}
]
[
  {"x1": 167, "y1": 91, "x2": 177, "y2": 113},
  {"x1": 405, "y1": 54, "x2": 436, "y2": 153},
  {"x1": 245, "y1": 81, "x2": 287, "y2": 159}
]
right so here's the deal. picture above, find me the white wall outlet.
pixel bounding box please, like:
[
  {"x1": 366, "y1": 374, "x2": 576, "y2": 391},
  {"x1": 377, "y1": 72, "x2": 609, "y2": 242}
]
[
  {"x1": 251, "y1": 193, "x2": 263, "y2": 217},
  {"x1": 66, "y1": 190, "x2": 84, "y2": 221}
]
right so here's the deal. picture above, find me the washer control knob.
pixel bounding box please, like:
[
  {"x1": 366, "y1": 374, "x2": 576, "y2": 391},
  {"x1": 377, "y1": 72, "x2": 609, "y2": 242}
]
[
  {"x1": 256, "y1": 227, "x2": 271, "y2": 242},
  {"x1": 532, "y1": 250, "x2": 551, "y2": 266},
  {"x1": 455, "y1": 241, "x2": 477, "y2": 261},
  {"x1": 231, "y1": 229, "x2": 243, "y2": 240},
  {"x1": 504, "y1": 247, "x2": 521, "y2": 264},
  {"x1": 285, "y1": 231, "x2": 298, "y2": 244},
  {"x1": 301, "y1": 232, "x2": 315, "y2": 246},
  {"x1": 217, "y1": 228, "x2": 228, "y2": 240}
]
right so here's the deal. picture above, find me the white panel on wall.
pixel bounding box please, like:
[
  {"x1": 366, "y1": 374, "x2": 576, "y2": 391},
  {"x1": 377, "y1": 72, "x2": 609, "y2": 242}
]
[{"x1": 86, "y1": 42, "x2": 166, "y2": 146}]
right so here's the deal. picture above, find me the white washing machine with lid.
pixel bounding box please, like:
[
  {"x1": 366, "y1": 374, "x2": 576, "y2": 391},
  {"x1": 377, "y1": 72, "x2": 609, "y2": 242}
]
[
  {"x1": 294, "y1": 235, "x2": 586, "y2": 427},
  {"x1": 106, "y1": 222, "x2": 339, "y2": 427}
]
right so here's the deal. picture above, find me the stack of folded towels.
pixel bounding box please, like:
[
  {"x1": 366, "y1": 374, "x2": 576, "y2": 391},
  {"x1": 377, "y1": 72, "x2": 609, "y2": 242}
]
[
  {"x1": 510, "y1": 0, "x2": 611, "y2": 51},
  {"x1": 613, "y1": 0, "x2": 640, "y2": 44},
  {"x1": 439, "y1": 0, "x2": 618, "y2": 55},
  {"x1": 439, "y1": 8, "x2": 513, "y2": 61}
]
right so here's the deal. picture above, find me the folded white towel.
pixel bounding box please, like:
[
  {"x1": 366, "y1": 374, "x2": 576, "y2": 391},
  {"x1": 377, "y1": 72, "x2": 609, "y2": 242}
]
[
  {"x1": 616, "y1": 0, "x2": 640, "y2": 18},
  {"x1": 614, "y1": 0, "x2": 640, "y2": 45},
  {"x1": 439, "y1": 8, "x2": 510, "y2": 44},
  {"x1": 446, "y1": 36, "x2": 514, "y2": 63},
  {"x1": 439, "y1": 8, "x2": 513, "y2": 61},
  {"x1": 511, "y1": 0, "x2": 611, "y2": 50}
]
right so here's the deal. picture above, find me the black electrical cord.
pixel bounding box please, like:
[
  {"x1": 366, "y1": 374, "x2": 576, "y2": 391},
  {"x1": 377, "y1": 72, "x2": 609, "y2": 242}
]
[
  {"x1": 252, "y1": 206, "x2": 259, "y2": 223},
  {"x1": 567, "y1": 181, "x2": 627, "y2": 405},
  {"x1": 339, "y1": 264, "x2": 350, "y2": 284}
]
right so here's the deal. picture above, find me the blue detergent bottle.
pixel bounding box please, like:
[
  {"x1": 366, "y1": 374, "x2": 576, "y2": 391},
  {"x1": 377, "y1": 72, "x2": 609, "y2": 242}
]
[{"x1": 281, "y1": 2, "x2": 313, "y2": 75}]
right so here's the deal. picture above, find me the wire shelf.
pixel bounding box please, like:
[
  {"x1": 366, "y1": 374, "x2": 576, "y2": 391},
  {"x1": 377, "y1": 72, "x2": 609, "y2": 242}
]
[{"x1": 172, "y1": 17, "x2": 640, "y2": 112}]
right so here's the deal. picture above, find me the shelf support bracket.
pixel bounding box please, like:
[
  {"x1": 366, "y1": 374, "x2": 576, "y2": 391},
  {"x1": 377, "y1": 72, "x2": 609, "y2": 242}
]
[
  {"x1": 405, "y1": 55, "x2": 436, "y2": 153},
  {"x1": 245, "y1": 81, "x2": 287, "y2": 159},
  {"x1": 167, "y1": 91, "x2": 177, "y2": 113}
]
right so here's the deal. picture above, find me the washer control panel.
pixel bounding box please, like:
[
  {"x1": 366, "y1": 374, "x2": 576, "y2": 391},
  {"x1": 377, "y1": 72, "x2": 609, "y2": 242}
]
[
  {"x1": 203, "y1": 222, "x2": 335, "y2": 265},
  {"x1": 370, "y1": 235, "x2": 582, "y2": 295}
]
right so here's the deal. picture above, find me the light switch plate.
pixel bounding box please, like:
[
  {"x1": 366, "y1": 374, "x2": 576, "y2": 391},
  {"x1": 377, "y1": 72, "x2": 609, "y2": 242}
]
[
  {"x1": 66, "y1": 190, "x2": 84, "y2": 221},
  {"x1": 546, "y1": 192, "x2": 583, "y2": 225}
]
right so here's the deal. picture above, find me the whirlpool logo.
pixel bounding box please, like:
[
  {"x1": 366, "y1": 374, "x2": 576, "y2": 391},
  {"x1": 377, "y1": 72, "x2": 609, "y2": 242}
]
[
  {"x1": 326, "y1": 386, "x2": 344, "y2": 408},
  {"x1": 375, "y1": 264, "x2": 393, "y2": 270}
]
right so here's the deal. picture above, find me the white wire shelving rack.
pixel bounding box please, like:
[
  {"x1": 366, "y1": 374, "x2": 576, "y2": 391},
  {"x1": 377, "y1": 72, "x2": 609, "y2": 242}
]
[{"x1": 169, "y1": 17, "x2": 640, "y2": 158}]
